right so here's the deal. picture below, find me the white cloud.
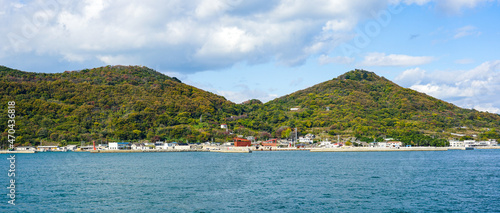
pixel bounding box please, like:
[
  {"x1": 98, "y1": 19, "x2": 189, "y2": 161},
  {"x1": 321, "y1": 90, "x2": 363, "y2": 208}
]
[
  {"x1": 394, "y1": 60, "x2": 500, "y2": 114},
  {"x1": 394, "y1": 67, "x2": 426, "y2": 86},
  {"x1": 0, "y1": 0, "x2": 429, "y2": 73},
  {"x1": 360, "y1": 52, "x2": 435, "y2": 66},
  {"x1": 454, "y1": 25, "x2": 481, "y2": 39},
  {"x1": 0, "y1": 0, "x2": 494, "y2": 73}
]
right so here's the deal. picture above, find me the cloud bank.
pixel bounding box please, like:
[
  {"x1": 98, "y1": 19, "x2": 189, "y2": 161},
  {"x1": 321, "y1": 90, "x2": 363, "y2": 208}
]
[
  {"x1": 395, "y1": 60, "x2": 500, "y2": 113},
  {"x1": 2, "y1": 0, "x2": 492, "y2": 73}
]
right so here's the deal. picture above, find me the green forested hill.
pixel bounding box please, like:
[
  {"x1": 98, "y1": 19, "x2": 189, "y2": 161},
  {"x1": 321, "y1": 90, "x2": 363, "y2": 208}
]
[
  {"x1": 0, "y1": 65, "x2": 242, "y2": 146},
  {"x1": 237, "y1": 69, "x2": 500, "y2": 146},
  {"x1": 1, "y1": 66, "x2": 499, "y2": 147}
]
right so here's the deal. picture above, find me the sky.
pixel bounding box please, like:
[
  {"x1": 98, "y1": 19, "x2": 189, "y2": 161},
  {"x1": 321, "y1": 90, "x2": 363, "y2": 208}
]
[{"x1": 1, "y1": 0, "x2": 500, "y2": 113}]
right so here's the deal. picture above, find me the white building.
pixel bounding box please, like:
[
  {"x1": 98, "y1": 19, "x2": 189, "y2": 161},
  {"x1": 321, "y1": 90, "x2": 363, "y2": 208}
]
[
  {"x1": 298, "y1": 137, "x2": 313, "y2": 143},
  {"x1": 15, "y1": 146, "x2": 35, "y2": 151},
  {"x1": 376, "y1": 142, "x2": 387, "y2": 148},
  {"x1": 449, "y1": 139, "x2": 497, "y2": 147},
  {"x1": 66, "y1": 145, "x2": 78, "y2": 151},
  {"x1": 449, "y1": 140, "x2": 464, "y2": 147},
  {"x1": 386, "y1": 141, "x2": 402, "y2": 148},
  {"x1": 109, "y1": 142, "x2": 130, "y2": 150},
  {"x1": 174, "y1": 143, "x2": 191, "y2": 150},
  {"x1": 221, "y1": 124, "x2": 228, "y2": 129}
]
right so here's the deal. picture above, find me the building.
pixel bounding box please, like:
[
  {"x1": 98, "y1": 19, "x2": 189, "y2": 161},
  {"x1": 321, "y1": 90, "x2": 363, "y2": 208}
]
[
  {"x1": 37, "y1": 146, "x2": 59, "y2": 151},
  {"x1": 450, "y1": 139, "x2": 498, "y2": 147},
  {"x1": 464, "y1": 140, "x2": 476, "y2": 147},
  {"x1": 290, "y1": 107, "x2": 300, "y2": 111},
  {"x1": 234, "y1": 137, "x2": 251, "y2": 147},
  {"x1": 221, "y1": 124, "x2": 228, "y2": 129},
  {"x1": 109, "y1": 142, "x2": 131, "y2": 150},
  {"x1": 174, "y1": 143, "x2": 191, "y2": 150},
  {"x1": 386, "y1": 141, "x2": 402, "y2": 148},
  {"x1": 132, "y1": 143, "x2": 147, "y2": 150},
  {"x1": 262, "y1": 139, "x2": 278, "y2": 147},
  {"x1": 66, "y1": 145, "x2": 78, "y2": 151},
  {"x1": 15, "y1": 146, "x2": 35, "y2": 151},
  {"x1": 449, "y1": 140, "x2": 464, "y2": 147},
  {"x1": 299, "y1": 133, "x2": 315, "y2": 143}
]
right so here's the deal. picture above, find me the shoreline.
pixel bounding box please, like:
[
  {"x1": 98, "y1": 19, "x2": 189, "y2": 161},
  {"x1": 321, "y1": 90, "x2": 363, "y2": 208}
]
[
  {"x1": 1, "y1": 146, "x2": 499, "y2": 154},
  {"x1": 311, "y1": 147, "x2": 448, "y2": 152}
]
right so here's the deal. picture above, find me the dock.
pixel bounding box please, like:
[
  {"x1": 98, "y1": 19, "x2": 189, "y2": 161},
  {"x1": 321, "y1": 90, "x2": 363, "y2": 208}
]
[
  {"x1": 0, "y1": 150, "x2": 36, "y2": 154},
  {"x1": 90, "y1": 149, "x2": 207, "y2": 153},
  {"x1": 210, "y1": 149, "x2": 252, "y2": 153},
  {"x1": 310, "y1": 147, "x2": 449, "y2": 152}
]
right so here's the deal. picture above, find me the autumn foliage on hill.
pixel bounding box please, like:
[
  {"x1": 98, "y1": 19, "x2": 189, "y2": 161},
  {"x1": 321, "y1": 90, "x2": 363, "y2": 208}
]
[{"x1": 1, "y1": 66, "x2": 499, "y2": 147}]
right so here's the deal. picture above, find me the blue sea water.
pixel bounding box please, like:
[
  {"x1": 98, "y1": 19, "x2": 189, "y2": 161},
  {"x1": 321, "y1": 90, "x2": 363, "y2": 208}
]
[{"x1": 1, "y1": 150, "x2": 499, "y2": 212}]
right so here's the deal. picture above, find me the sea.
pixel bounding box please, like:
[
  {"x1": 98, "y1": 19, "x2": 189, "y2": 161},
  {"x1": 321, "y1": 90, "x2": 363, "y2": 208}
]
[{"x1": 1, "y1": 150, "x2": 499, "y2": 212}]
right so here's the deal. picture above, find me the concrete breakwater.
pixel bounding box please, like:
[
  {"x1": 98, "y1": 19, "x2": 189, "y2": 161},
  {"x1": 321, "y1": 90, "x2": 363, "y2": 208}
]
[
  {"x1": 310, "y1": 147, "x2": 449, "y2": 152},
  {"x1": 0, "y1": 150, "x2": 36, "y2": 154},
  {"x1": 90, "y1": 149, "x2": 207, "y2": 153}
]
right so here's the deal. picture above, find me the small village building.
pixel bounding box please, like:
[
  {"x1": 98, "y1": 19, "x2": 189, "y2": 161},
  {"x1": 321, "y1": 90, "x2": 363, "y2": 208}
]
[
  {"x1": 66, "y1": 145, "x2": 78, "y2": 151},
  {"x1": 15, "y1": 146, "x2": 35, "y2": 151},
  {"x1": 174, "y1": 143, "x2": 191, "y2": 150},
  {"x1": 131, "y1": 143, "x2": 147, "y2": 150},
  {"x1": 449, "y1": 140, "x2": 464, "y2": 147},
  {"x1": 221, "y1": 124, "x2": 228, "y2": 129},
  {"x1": 262, "y1": 139, "x2": 278, "y2": 147},
  {"x1": 386, "y1": 141, "x2": 402, "y2": 148},
  {"x1": 290, "y1": 107, "x2": 300, "y2": 111},
  {"x1": 109, "y1": 142, "x2": 131, "y2": 150},
  {"x1": 234, "y1": 137, "x2": 251, "y2": 147},
  {"x1": 37, "y1": 146, "x2": 59, "y2": 151}
]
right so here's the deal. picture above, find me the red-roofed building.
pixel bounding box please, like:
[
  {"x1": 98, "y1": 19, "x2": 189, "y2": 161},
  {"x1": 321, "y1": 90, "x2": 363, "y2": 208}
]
[
  {"x1": 234, "y1": 137, "x2": 251, "y2": 147},
  {"x1": 262, "y1": 139, "x2": 277, "y2": 147}
]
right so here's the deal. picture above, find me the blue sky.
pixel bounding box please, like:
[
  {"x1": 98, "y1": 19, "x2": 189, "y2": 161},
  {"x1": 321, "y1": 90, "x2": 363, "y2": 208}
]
[{"x1": 1, "y1": 0, "x2": 500, "y2": 113}]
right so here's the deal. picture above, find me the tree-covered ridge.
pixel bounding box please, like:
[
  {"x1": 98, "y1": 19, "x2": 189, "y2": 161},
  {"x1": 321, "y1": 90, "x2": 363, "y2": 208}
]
[
  {"x1": 1, "y1": 66, "x2": 499, "y2": 147},
  {"x1": 237, "y1": 69, "x2": 500, "y2": 146},
  {"x1": 0, "y1": 65, "x2": 242, "y2": 146},
  {"x1": 0, "y1": 65, "x2": 181, "y2": 85}
]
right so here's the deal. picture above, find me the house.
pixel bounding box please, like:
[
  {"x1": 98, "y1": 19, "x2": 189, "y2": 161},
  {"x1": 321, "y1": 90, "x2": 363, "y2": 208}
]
[
  {"x1": 174, "y1": 143, "x2": 191, "y2": 150},
  {"x1": 66, "y1": 145, "x2": 78, "y2": 151},
  {"x1": 451, "y1": 139, "x2": 498, "y2": 147},
  {"x1": 154, "y1": 141, "x2": 165, "y2": 149},
  {"x1": 449, "y1": 140, "x2": 464, "y2": 147},
  {"x1": 464, "y1": 140, "x2": 476, "y2": 147},
  {"x1": 131, "y1": 143, "x2": 146, "y2": 150},
  {"x1": 37, "y1": 146, "x2": 59, "y2": 151},
  {"x1": 109, "y1": 142, "x2": 131, "y2": 150},
  {"x1": 15, "y1": 146, "x2": 35, "y2": 151},
  {"x1": 234, "y1": 137, "x2": 251, "y2": 147},
  {"x1": 290, "y1": 107, "x2": 300, "y2": 111},
  {"x1": 298, "y1": 137, "x2": 313, "y2": 143},
  {"x1": 79, "y1": 145, "x2": 94, "y2": 151},
  {"x1": 262, "y1": 139, "x2": 278, "y2": 147},
  {"x1": 221, "y1": 124, "x2": 228, "y2": 129},
  {"x1": 376, "y1": 142, "x2": 387, "y2": 148},
  {"x1": 161, "y1": 143, "x2": 176, "y2": 149},
  {"x1": 386, "y1": 141, "x2": 402, "y2": 148}
]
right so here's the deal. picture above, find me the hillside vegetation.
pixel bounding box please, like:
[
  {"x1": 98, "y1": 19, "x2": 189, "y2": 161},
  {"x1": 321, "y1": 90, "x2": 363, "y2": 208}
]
[{"x1": 1, "y1": 66, "x2": 499, "y2": 147}]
